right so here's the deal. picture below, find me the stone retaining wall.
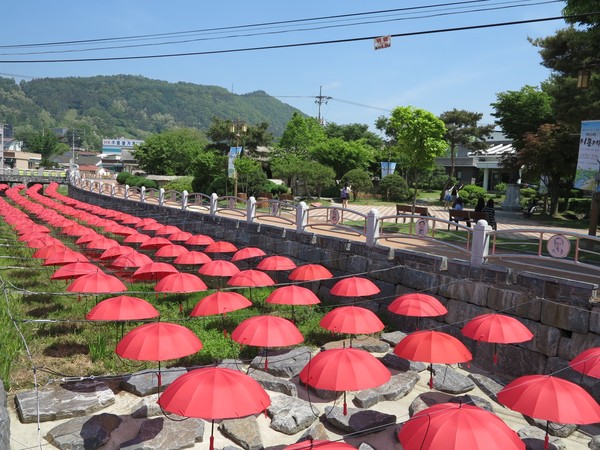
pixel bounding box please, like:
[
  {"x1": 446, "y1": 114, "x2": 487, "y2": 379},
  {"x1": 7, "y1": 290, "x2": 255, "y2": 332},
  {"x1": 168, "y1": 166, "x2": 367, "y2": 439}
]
[{"x1": 69, "y1": 186, "x2": 600, "y2": 388}]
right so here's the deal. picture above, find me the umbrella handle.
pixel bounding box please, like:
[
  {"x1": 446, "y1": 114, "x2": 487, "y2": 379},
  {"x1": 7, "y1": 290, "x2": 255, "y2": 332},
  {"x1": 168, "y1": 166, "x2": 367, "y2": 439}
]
[
  {"x1": 428, "y1": 364, "x2": 433, "y2": 389},
  {"x1": 343, "y1": 391, "x2": 347, "y2": 415},
  {"x1": 544, "y1": 421, "x2": 549, "y2": 449}
]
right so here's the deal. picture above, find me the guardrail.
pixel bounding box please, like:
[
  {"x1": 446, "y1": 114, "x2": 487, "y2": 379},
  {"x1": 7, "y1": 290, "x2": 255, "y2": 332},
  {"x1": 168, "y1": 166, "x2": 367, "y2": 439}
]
[{"x1": 0, "y1": 168, "x2": 67, "y2": 178}]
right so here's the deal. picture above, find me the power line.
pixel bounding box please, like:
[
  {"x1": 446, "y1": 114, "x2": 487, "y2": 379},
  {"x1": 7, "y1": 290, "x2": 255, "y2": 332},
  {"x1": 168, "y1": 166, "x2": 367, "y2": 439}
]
[{"x1": 0, "y1": 14, "x2": 585, "y2": 64}]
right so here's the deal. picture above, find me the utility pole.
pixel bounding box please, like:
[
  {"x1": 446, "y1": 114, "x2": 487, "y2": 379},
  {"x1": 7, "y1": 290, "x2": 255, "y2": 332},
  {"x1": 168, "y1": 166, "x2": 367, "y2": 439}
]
[
  {"x1": 71, "y1": 129, "x2": 76, "y2": 170},
  {"x1": 315, "y1": 86, "x2": 332, "y2": 126}
]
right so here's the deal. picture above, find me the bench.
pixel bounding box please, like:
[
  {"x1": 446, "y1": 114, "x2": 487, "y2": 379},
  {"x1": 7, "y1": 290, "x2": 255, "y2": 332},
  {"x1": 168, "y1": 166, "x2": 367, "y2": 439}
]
[
  {"x1": 395, "y1": 204, "x2": 429, "y2": 223},
  {"x1": 448, "y1": 210, "x2": 488, "y2": 229}
]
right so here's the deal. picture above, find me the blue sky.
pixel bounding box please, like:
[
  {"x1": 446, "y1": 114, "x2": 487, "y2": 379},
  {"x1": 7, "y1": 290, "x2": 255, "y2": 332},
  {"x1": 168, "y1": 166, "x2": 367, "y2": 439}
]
[{"x1": 0, "y1": 1, "x2": 566, "y2": 130}]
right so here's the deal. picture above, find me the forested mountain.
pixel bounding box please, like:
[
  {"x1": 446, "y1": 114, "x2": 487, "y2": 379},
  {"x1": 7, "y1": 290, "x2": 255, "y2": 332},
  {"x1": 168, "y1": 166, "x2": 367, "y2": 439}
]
[{"x1": 0, "y1": 75, "x2": 302, "y2": 150}]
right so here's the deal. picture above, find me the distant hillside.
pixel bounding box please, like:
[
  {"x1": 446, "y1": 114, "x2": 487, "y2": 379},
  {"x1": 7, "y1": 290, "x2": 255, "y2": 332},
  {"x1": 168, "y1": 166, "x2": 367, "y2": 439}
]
[{"x1": 0, "y1": 75, "x2": 303, "y2": 147}]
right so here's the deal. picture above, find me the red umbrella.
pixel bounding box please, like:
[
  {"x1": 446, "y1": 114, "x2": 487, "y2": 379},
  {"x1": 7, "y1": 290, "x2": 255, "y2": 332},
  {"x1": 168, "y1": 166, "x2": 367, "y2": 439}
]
[
  {"x1": 27, "y1": 235, "x2": 61, "y2": 249},
  {"x1": 123, "y1": 232, "x2": 151, "y2": 245},
  {"x1": 111, "y1": 252, "x2": 154, "y2": 269},
  {"x1": 570, "y1": 347, "x2": 600, "y2": 378},
  {"x1": 498, "y1": 375, "x2": 600, "y2": 448},
  {"x1": 204, "y1": 241, "x2": 238, "y2": 254},
  {"x1": 388, "y1": 293, "x2": 448, "y2": 317},
  {"x1": 43, "y1": 249, "x2": 90, "y2": 266},
  {"x1": 154, "y1": 244, "x2": 188, "y2": 259},
  {"x1": 285, "y1": 441, "x2": 355, "y2": 450},
  {"x1": 50, "y1": 262, "x2": 100, "y2": 280},
  {"x1": 66, "y1": 271, "x2": 127, "y2": 295},
  {"x1": 18, "y1": 232, "x2": 51, "y2": 243},
  {"x1": 462, "y1": 314, "x2": 533, "y2": 364},
  {"x1": 140, "y1": 237, "x2": 173, "y2": 250},
  {"x1": 104, "y1": 223, "x2": 137, "y2": 236},
  {"x1": 185, "y1": 234, "x2": 215, "y2": 246},
  {"x1": 158, "y1": 367, "x2": 270, "y2": 450},
  {"x1": 330, "y1": 277, "x2": 380, "y2": 298},
  {"x1": 227, "y1": 269, "x2": 275, "y2": 287},
  {"x1": 231, "y1": 247, "x2": 266, "y2": 262},
  {"x1": 154, "y1": 272, "x2": 208, "y2": 312},
  {"x1": 167, "y1": 231, "x2": 193, "y2": 243},
  {"x1": 140, "y1": 221, "x2": 164, "y2": 232},
  {"x1": 173, "y1": 250, "x2": 212, "y2": 266},
  {"x1": 266, "y1": 286, "x2": 320, "y2": 305},
  {"x1": 99, "y1": 245, "x2": 135, "y2": 261},
  {"x1": 394, "y1": 330, "x2": 472, "y2": 388},
  {"x1": 198, "y1": 260, "x2": 240, "y2": 277},
  {"x1": 86, "y1": 237, "x2": 120, "y2": 251},
  {"x1": 32, "y1": 243, "x2": 66, "y2": 259},
  {"x1": 257, "y1": 255, "x2": 297, "y2": 271},
  {"x1": 299, "y1": 347, "x2": 390, "y2": 415},
  {"x1": 18, "y1": 223, "x2": 51, "y2": 235},
  {"x1": 75, "y1": 231, "x2": 102, "y2": 245},
  {"x1": 116, "y1": 322, "x2": 202, "y2": 388},
  {"x1": 136, "y1": 217, "x2": 158, "y2": 228},
  {"x1": 319, "y1": 306, "x2": 384, "y2": 341},
  {"x1": 119, "y1": 215, "x2": 142, "y2": 227},
  {"x1": 86, "y1": 295, "x2": 159, "y2": 321},
  {"x1": 154, "y1": 225, "x2": 181, "y2": 236},
  {"x1": 60, "y1": 223, "x2": 92, "y2": 237},
  {"x1": 289, "y1": 264, "x2": 333, "y2": 281},
  {"x1": 132, "y1": 262, "x2": 179, "y2": 281},
  {"x1": 190, "y1": 291, "x2": 252, "y2": 336},
  {"x1": 232, "y1": 315, "x2": 304, "y2": 369},
  {"x1": 398, "y1": 403, "x2": 525, "y2": 450}
]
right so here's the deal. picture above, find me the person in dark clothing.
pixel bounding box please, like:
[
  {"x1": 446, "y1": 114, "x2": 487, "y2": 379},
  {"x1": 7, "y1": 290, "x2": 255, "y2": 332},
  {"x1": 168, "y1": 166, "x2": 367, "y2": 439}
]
[
  {"x1": 482, "y1": 198, "x2": 497, "y2": 230},
  {"x1": 474, "y1": 197, "x2": 485, "y2": 212}
]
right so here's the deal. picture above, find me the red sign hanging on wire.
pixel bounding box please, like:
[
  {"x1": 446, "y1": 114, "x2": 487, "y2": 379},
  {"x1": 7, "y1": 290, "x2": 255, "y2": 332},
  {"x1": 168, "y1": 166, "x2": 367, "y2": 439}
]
[{"x1": 374, "y1": 35, "x2": 391, "y2": 50}]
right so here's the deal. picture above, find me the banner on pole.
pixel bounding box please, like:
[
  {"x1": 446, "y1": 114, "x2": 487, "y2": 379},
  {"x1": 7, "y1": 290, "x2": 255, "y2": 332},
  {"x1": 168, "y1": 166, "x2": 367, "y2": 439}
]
[
  {"x1": 574, "y1": 121, "x2": 600, "y2": 191},
  {"x1": 228, "y1": 147, "x2": 243, "y2": 178},
  {"x1": 380, "y1": 161, "x2": 396, "y2": 179}
]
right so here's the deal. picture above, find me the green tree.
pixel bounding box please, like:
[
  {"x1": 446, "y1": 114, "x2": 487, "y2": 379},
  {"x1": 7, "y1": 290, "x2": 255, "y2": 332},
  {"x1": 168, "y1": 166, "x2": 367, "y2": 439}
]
[
  {"x1": 376, "y1": 106, "x2": 447, "y2": 205},
  {"x1": 341, "y1": 169, "x2": 373, "y2": 200},
  {"x1": 296, "y1": 161, "x2": 335, "y2": 198},
  {"x1": 191, "y1": 149, "x2": 227, "y2": 193},
  {"x1": 310, "y1": 138, "x2": 375, "y2": 179},
  {"x1": 324, "y1": 122, "x2": 383, "y2": 149},
  {"x1": 270, "y1": 153, "x2": 308, "y2": 196},
  {"x1": 21, "y1": 130, "x2": 66, "y2": 165},
  {"x1": 134, "y1": 127, "x2": 208, "y2": 175},
  {"x1": 378, "y1": 173, "x2": 410, "y2": 202},
  {"x1": 278, "y1": 113, "x2": 326, "y2": 156},
  {"x1": 234, "y1": 157, "x2": 269, "y2": 196},
  {"x1": 439, "y1": 109, "x2": 494, "y2": 186}
]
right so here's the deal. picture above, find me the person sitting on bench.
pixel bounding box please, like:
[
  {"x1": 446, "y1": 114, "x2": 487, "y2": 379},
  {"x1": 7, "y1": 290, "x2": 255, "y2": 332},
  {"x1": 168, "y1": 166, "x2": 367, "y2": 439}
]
[{"x1": 482, "y1": 199, "x2": 497, "y2": 230}]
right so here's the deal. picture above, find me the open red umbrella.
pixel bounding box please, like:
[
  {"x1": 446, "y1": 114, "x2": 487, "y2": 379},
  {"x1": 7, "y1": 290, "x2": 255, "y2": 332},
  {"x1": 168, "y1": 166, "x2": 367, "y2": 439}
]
[
  {"x1": 141, "y1": 221, "x2": 164, "y2": 232},
  {"x1": 75, "y1": 231, "x2": 102, "y2": 245},
  {"x1": 136, "y1": 217, "x2": 158, "y2": 228},
  {"x1": 232, "y1": 315, "x2": 304, "y2": 369},
  {"x1": 330, "y1": 276, "x2": 380, "y2": 299},
  {"x1": 86, "y1": 237, "x2": 120, "y2": 251},
  {"x1": 289, "y1": 264, "x2": 333, "y2": 281},
  {"x1": 173, "y1": 250, "x2": 212, "y2": 266},
  {"x1": 154, "y1": 272, "x2": 208, "y2": 312},
  {"x1": 185, "y1": 234, "x2": 215, "y2": 246},
  {"x1": 43, "y1": 249, "x2": 90, "y2": 266},
  {"x1": 198, "y1": 260, "x2": 240, "y2": 277},
  {"x1": 154, "y1": 244, "x2": 188, "y2": 259},
  {"x1": 570, "y1": 347, "x2": 600, "y2": 378},
  {"x1": 204, "y1": 240, "x2": 238, "y2": 254},
  {"x1": 498, "y1": 375, "x2": 600, "y2": 448},
  {"x1": 155, "y1": 225, "x2": 182, "y2": 236},
  {"x1": 388, "y1": 293, "x2": 448, "y2": 317},
  {"x1": 158, "y1": 367, "x2": 270, "y2": 450},
  {"x1": 462, "y1": 314, "x2": 533, "y2": 364},
  {"x1": 123, "y1": 232, "x2": 151, "y2": 245},
  {"x1": 257, "y1": 255, "x2": 297, "y2": 271},
  {"x1": 50, "y1": 262, "x2": 100, "y2": 281},
  {"x1": 131, "y1": 262, "x2": 179, "y2": 281},
  {"x1": 99, "y1": 245, "x2": 135, "y2": 261},
  {"x1": 319, "y1": 306, "x2": 384, "y2": 345},
  {"x1": 116, "y1": 322, "x2": 202, "y2": 388},
  {"x1": 111, "y1": 252, "x2": 154, "y2": 270},
  {"x1": 140, "y1": 237, "x2": 173, "y2": 250},
  {"x1": 32, "y1": 243, "x2": 66, "y2": 259},
  {"x1": 86, "y1": 295, "x2": 159, "y2": 321},
  {"x1": 231, "y1": 247, "x2": 266, "y2": 262},
  {"x1": 167, "y1": 231, "x2": 193, "y2": 243},
  {"x1": 299, "y1": 347, "x2": 390, "y2": 415},
  {"x1": 190, "y1": 291, "x2": 252, "y2": 336},
  {"x1": 104, "y1": 223, "x2": 137, "y2": 236},
  {"x1": 27, "y1": 235, "x2": 61, "y2": 249},
  {"x1": 394, "y1": 330, "x2": 472, "y2": 388},
  {"x1": 66, "y1": 271, "x2": 127, "y2": 295},
  {"x1": 398, "y1": 403, "x2": 525, "y2": 450},
  {"x1": 285, "y1": 440, "x2": 355, "y2": 450},
  {"x1": 227, "y1": 269, "x2": 275, "y2": 288}
]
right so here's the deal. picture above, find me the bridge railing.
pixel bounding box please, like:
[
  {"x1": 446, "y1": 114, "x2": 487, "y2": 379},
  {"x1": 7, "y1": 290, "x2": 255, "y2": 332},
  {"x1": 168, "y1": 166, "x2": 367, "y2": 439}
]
[{"x1": 0, "y1": 168, "x2": 67, "y2": 178}]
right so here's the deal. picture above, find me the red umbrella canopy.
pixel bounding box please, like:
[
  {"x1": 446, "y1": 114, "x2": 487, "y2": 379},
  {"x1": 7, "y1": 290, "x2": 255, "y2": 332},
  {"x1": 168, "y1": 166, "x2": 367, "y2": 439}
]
[
  {"x1": 154, "y1": 225, "x2": 182, "y2": 236},
  {"x1": 257, "y1": 256, "x2": 297, "y2": 271},
  {"x1": 157, "y1": 367, "x2": 270, "y2": 419},
  {"x1": 190, "y1": 291, "x2": 252, "y2": 317},
  {"x1": 50, "y1": 262, "x2": 100, "y2": 280},
  {"x1": 140, "y1": 237, "x2": 173, "y2": 250},
  {"x1": 86, "y1": 295, "x2": 159, "y2": 321},
  {"x1": 60, "y1": 223, "x2": 91, "y2": 237},
  {"x1": 173, "y1": 250, "x2": 212, "y2": 266},
  {"x1": 116, "y1": 322, "x2": 202, "y2": 361},
  {"x1": 131, "y1": 262, "x2": 179, "y2": 281},
  {"x1": 299, "y1": 347, "x2": 390, "y2": 392},
  {"x1": 330, "y1": 277, "x2": 380, "y2": 297},
  {"x1": 232, "y1": 315, "x2": 304, "y2": 348},
  {"x1": 154, "y1": 273, "x2": 208, "y2": 294},
  {"x1": 86, "y1": 237, "x2": 120, "y2": 251},
  {"x1": 119, "y1": 215, "x2": 142, "y2": 226},
  {"x1": 18, "y1": 232, "x2": 51, "y2": 243},
  {"x1": 66, "y1": 271, "x2": 128, "y2": 294},
  {"x1": 497, "y1": 375, "x2": 600, "y2": 425},
  {"x1": 141, "y1": 222, "x2": 165, "y2": 232},
  {"x1": 227, "y1": 269, "x2": 275, "y2": 287},
  {"x1": 285, "y1": 440, "x2": 356, "y2": 450},
  {"x1": 32, "y1": 243, "x2": 67, "y2": 259},
  {"x1": 231, "y1": 247, "x2": 266, "y2": 262},
  {"x1": 462, "y1": 314, "x2": 533, "y2": 344},
  {"x1": 136, "y1": 217, "x2": 158, "y2": 227},
  {"x1": 154, "y1": 244, "x2": 188, "y2": 259},
  {"x1": 123, "y1": 232, "x2": 151, "y2": 245},
  {"x1": 198, "y1": 260, "x2": 240, "y2": 277},
  {"x1": 398, "y1": 403, "x2": 525, "y2": 450},
  {"x1": 185, "y1": 234, "x2": 215, "y2": 246},
  {"x1": 75, "y1": 231, "x2": 102, "y2": 245},
  {"x1": 111, "y1": 252, "x2": 154, "y2": 269},
  {"x1": 167, "y1": 231, "x2": 193, "y2": 243},
  {"x1": 204, "y1": 241, "x2": 238, "y2": 254},
  {"x1": 99, "y1": 245, "x2": 135, "y2": 261},
  {"x1": 394, "y1": 330, "x2": 472, "y2": 365},
  {"x1": 27, "y1": 235, "x2": 62, "y2": 249},
  {"x1": 266, "y1": 285, "x2": 321, "y2": 306},
  {"x1": 43, "y1": 249, "x2": 90, "y2": 266},
  {"x1": 319, "y1": 306, "x2": 384, "y2": 335},
  {"x1": 289, "y1": 264, "x2": 333, "y2": 281},
  {"x1": 570, "y1": 347, "x2": 600, "y2": 378},
  {"x1": 387, "y1": 293, "x2": 448, "y2": 317},
  {"x1": 18, "y1": 223, "x2": 51, "y2": 235},
  {"x1": 104, "y1": 223, "x2": 138, "y2": 236}
]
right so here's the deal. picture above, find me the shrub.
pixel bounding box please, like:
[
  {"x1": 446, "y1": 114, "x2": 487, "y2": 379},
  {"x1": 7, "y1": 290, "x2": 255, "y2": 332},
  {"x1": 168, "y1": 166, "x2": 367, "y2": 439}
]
[
  {"x1": 127, "y1": 176, "x2": 158, "y2": 189},
  {"x1": 459, "y1": 184, "x2": 486, "y2": 205},
  {"x1": 378, "y1": 174, "x2": 410, "y2": 202},
  {"x1": 116, "y1": 172, "x2": 133, "y2": 185},
  {"x1": 494, "y1": 182, "x2": 507, "y2": 194},
  {"x1": 520, "y1": 187, "x2": 537, "y2": 198},
  {"x1": 568, "y1": 198, "x2": 592, "y2": 215},
  {"x1": 269, "y1": 183, "x2": 289, "y2": 196},
  {"x1": 163, "y1": 176, "x2": 193, "y2": 193}
]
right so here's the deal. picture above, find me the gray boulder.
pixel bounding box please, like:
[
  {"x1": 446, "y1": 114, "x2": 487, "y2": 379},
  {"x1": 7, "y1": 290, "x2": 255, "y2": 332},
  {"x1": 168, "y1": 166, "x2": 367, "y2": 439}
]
[
  {"x1": 219, "y1": 416, "x2": 263, "y2": 450},
  {"x1": 44, "y1": 412, "x2": 122, "y2": 449},
  {"x1": 468, "y1": 373, "x2": 505, "y2": 401},
  {"x1": 409, "y1": 392, "x2": 492, "y2": 416},
  {"x1": 321, "y1": 337, "x2": 390, "y2": 353},
  {"x1": 120, "y1": 367, "x2": 187, "y2": 396},
  {"x1": 267, "y1": 395, "x2": 319, "y2": 435},
  {"x1": 379, "y1": 353, "x2": 426, "y2": 372},
  {"x1": 431, "y1": 365, "x2": 475, "y2": 394},
  {"x1": 323, "y1": 406, "x2": 396, "y2": 435},
  {"x1": 16, "y1": 380, "x2": 115, "y2": 423},
  {"x1": 250, "y1": 347, "x2": 313, "y2": 378},
  {"x1": 380, "y1": 331, "x2": 407, "y2": 346},
  {"x1": 120, "y1": 417, "x2": 204, "y2": 449},
  {"x1": 249, "y1": 370, "x2": 297, "y2": 397},
  {"x1": 518, "y1": 426, "x2": 566, "y2": 450},
  {"x1": 353, "y1": 372, "x2": 419, "y2": 408}
]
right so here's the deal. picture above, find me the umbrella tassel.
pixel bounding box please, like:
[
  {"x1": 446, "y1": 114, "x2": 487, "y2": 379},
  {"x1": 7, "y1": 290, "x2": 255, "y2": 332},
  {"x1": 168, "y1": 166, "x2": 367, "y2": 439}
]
[
  {"x1": 209, "y1": 420, "x2": 215, "y2": 450},
  {"x1": 179, "y1": 302, "x2": 183, "y2": 314},
  {"x1": 343, "y1": 391, "x2": 347, "y2": 415},
  {"x1": 157, "y1": 361, "x2": 162, "y2": 390},
  {"x1": 493, "y1": 343, "x2": 499, "y2": 364},
  {"x1": 264, "y1": 349, "x2": 269, "y2": 370},
  {"x1": 544, "y1": 422, "x2": 549, "y2": 449},
  {"x1": 428, "y1": 364, "x2": 433, "y2": 389}
]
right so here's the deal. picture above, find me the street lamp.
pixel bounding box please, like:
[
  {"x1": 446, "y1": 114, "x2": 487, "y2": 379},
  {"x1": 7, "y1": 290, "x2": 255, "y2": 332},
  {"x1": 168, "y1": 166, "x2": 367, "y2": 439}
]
[{"x1": 229, "y1": 119, "x2": 247, "y2": 198}]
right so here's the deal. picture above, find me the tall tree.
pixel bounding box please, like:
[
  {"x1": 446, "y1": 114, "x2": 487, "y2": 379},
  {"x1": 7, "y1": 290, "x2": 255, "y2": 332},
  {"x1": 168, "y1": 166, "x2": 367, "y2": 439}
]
[
  {"x1": 310, "y1": 138, "x2": 375, "y2": 180},
  {"x1": 439, "y1": 109, "x2": 494, "y2": 181},
  {"x1": 376, "y1": 106, "x2": 447, "y2": 204},
  {"x1": 278, "y1": 113, "x2": 326, "y2": 156}
]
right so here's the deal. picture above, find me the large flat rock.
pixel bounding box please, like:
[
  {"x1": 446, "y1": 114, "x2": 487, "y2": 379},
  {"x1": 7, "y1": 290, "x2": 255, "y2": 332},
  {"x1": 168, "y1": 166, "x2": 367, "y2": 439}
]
[{"x1": 15, "y1": 380, "x2": 115, "y2": 423}]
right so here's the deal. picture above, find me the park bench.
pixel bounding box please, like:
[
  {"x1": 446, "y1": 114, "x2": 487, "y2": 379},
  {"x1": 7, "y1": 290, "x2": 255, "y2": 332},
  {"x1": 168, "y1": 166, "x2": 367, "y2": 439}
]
[
  {"x1": 395, "y1": 204, "x2": 429, "y2": 223},
  {"x1": 448, "y1": 209, "x2": 488, "y2": 229}
]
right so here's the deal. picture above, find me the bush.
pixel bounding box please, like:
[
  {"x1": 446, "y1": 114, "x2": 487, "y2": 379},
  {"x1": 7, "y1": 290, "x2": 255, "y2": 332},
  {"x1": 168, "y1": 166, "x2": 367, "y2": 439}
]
[
  {"x1": 127, "y1": 176, "x2": 158, "y2": 189},
  {"x1": 567, "y1": 198, "x2": 592, "y2": 215},
  {"x1": 116, "y1": 172, "x2": 133, "y2": 185},
  {"x1": 520, "y1": 187, "x2": 537, "y2": 198},
  {"x1": 459, "y1": 184, "x2": 486, "y2": 205},
  {"x1": 267, "y1": 182, "x2": 289, "y2": 196},
  {"x1": 378, "y1": 174, "x2": 410, "y2": 202},
  {"x1": 208, "y1": 177, "x2": 230, "y2": 196},
  {"x1": 494, "y1": 182, "x2": 507, "y2": 194},
  {"x1": 163, "y1": 176, "x2": 193, "y2": 193}
]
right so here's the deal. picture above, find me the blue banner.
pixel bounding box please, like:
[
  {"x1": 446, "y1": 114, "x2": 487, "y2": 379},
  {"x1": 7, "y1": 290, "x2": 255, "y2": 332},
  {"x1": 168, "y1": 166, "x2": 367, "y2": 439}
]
[
  {"x1": 380, "y1": 161, "x2": 396, "y2": 179},
  {"x1": 228, "y1": 147, "x2": 243, "y2": 178}
]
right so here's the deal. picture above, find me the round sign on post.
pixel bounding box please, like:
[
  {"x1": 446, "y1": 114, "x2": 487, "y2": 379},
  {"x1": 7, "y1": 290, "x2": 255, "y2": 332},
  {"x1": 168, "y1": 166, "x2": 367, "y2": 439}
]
[
  {"x1": 228, "y1": 197, "x2": 236, "y2": 209},
  {"x1": 330, "y1": 208, "x2": 340, "y2": 225},
  {"x1": 547, "y1": 234, "x2": 570, "y2": 258},
  {"x1": 270, "y1": 202, "x2": 279, "y2": 216},
  {"x1": 416, "y1": 218, "x2": 429, "y2": 237}
]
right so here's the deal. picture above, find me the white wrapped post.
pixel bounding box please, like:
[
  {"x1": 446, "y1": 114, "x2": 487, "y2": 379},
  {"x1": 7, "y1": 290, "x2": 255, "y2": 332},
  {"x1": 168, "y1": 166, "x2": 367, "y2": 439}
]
[
  {"x1": 182, "y1": 190, "x2": 188, "y2": 210},
  {"x1": 366, "y1": 208, "x2": 380, "y2": 247},
  {"x1": 247, "y1": 196, "x2": 257, "y2": 223},
  {"x1": 471, "y1": 220, "x2": 491, "y2": 267},
  {"x1": 210, "y1": 193, "x2": 219, "y2": 216},
  {"x1": 141, "y1": 186, "x2": 146, "y2": 203},
  {"x1": 159, "y1": 188, "x2": 165, "y2": 206},
  {"x1": 296, "y1": 202, "x2": 309, "y2": 233}
]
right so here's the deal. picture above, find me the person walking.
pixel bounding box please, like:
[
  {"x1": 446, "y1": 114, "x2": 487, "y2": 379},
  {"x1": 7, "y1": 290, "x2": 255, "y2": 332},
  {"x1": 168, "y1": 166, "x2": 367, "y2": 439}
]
[{"x1": 341, "y1": 183, "x2": 351, "y2": 208}]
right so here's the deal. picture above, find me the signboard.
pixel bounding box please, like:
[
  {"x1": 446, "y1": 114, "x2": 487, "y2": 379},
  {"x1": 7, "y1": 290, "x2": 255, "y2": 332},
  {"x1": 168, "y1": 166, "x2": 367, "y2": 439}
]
[
  {"x1": 574, "y1": 120, "x2": 600, "y2": 191},
  {"x1": 374, "y1": 35, "x2": 391, "y2": 50},
  {"x1": 380, "y1": 161, "x2": 396, "y2": 179},
  {"x1": 102, "y1": 137, "x2": 145, "y2": 154},
  {"x1": 228, "y1": 147, "x2": 243, "y2": 178}
]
